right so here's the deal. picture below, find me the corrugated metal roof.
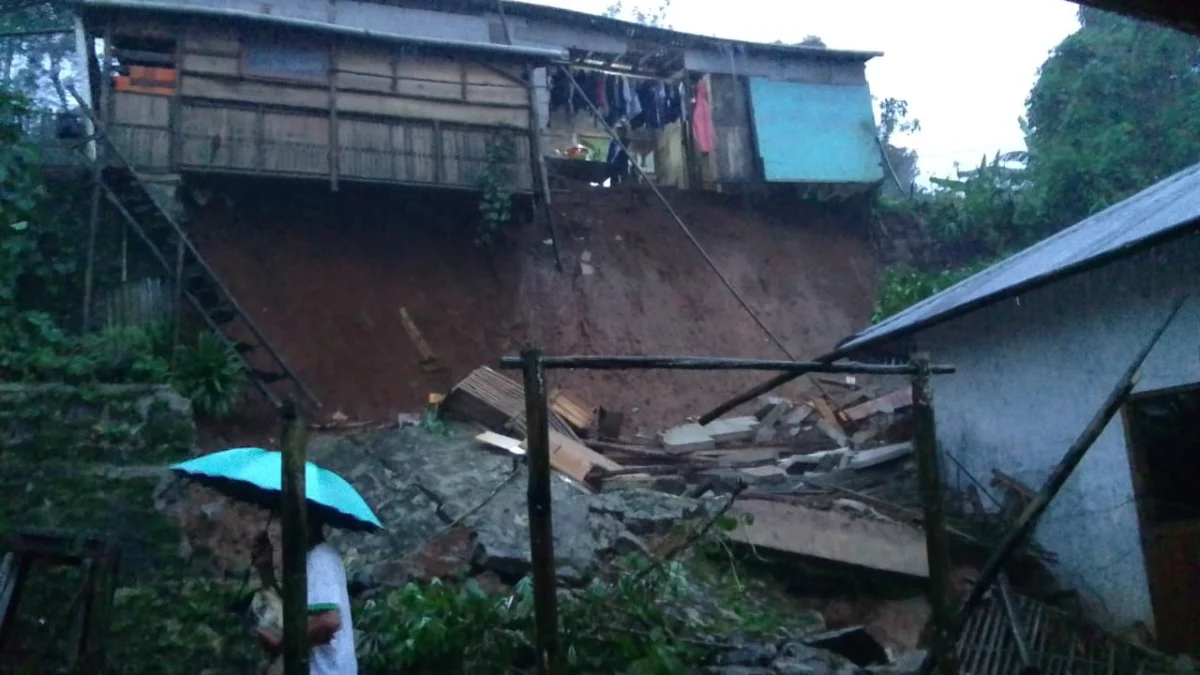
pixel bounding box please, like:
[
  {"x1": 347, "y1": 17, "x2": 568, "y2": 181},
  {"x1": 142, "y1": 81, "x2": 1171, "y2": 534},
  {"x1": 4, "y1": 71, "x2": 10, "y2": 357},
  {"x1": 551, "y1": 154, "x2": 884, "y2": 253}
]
[
  {"x1": 450, "y1": 0, "x2": 884, "y2": 61},
  {"x1": 835, "y1": 160, "x2": 1200, "y2": 356}
]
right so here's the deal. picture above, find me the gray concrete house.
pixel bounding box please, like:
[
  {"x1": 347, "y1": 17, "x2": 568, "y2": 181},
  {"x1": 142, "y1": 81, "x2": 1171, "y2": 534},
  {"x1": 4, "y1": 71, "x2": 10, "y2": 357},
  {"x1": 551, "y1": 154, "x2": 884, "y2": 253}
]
[{"x1": 831, "y1": 162, "x2": 1200, "y2": 654}]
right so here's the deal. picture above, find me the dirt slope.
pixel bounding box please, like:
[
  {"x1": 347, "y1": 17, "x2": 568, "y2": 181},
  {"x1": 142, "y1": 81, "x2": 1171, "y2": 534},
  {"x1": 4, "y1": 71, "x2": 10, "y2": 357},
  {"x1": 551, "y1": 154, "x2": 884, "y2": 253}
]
[
  {"x1": 518, "y1": 187, "x2": 877, "y2": 435},
  {"x1": 188, "y1": 179, "x2": 877, "y2": 432}
]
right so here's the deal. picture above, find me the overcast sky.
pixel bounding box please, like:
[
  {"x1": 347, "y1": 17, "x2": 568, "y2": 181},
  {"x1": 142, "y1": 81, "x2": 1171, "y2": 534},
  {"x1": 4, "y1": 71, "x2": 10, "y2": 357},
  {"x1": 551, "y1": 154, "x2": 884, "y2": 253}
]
[{"x1": 525, "y1": 0, "x2": 1082, "y2": 181}]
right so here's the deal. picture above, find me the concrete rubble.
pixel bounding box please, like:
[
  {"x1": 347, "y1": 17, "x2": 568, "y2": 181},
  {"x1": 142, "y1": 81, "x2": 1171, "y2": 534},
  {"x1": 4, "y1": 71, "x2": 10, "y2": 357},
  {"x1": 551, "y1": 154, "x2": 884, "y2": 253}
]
[
  {"x1": 156, "y1": 362, "x2": 1188, "y2": 675},
  {"x1": 303, "y1": 425, "x2": 704, "y2": 587}
]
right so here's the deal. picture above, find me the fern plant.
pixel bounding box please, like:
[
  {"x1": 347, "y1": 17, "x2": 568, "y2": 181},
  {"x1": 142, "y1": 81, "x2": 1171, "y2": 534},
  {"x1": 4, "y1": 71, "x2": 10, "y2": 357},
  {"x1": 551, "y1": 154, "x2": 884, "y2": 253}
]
[{"x1": 172, "y1": 332, "x2": 244, "y2": 418}]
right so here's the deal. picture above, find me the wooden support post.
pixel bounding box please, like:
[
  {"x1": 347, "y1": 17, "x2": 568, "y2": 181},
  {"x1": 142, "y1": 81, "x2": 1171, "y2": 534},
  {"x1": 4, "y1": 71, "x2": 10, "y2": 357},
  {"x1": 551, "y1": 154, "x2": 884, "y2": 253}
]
[
  {"x1": 526, "y1": 66, "x2": 563, "y2": 273},
  {"x1": 915, "y1": 296, "x2": 1186, "y2": 675},
  {"x1": 280, "y1": 400, "x2": 309, "y2": 675},
  {"x1": 81, "y1": 29, "x2": 110, "y2": 333},
  {"x1": 520, "y1": 347, "x2": 557, "y2": 675},
  {"x1": 82, "y1": 164, "x2": 102, "y2": 333},
  {"x1": 173, "y1": 234, "x2": 185, "y2": 360},
  {"x1": 911, "y1": 353, "x2": 959, "y2": 675},
  {"x1": 168, "y1": 31, "x2": 181, "y2": 171},
  {"x1": 328, "y1": 38, "x2": 340, "y2": 193},
  {"x1": 256, "y1": 104, "x2": 266, "y2": 171}
]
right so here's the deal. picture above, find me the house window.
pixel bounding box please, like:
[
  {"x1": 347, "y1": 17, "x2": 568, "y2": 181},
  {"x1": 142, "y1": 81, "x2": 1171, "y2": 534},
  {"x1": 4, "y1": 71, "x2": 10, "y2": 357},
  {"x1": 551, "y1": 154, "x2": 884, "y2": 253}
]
[{"x1": 243, "y1": 41, "x2": 328, "y2": 80}]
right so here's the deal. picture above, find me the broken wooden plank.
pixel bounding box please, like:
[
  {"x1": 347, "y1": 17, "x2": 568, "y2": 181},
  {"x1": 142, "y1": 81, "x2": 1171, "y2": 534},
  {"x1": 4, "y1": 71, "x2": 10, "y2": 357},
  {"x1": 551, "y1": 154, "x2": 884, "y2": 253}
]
[
  {"x1": 841, "y1": 387, "x2": 913, "y2": 422},
  {"x1": 847, "y1": 442, "x2": 914, "y2": 470},
  {"x1": 991, "y1": 469, "x2": 1037, "y2": 502},
  {"x1": 781, "y1": 404, "x2": 814, "y2": 426},
  {"x1": 754, "y1": 395, "x2": 792, "y2": 420},
  {"x1": 811, "y1": 398, "x2": 850, "y2": 446},
  {"x1": 399, "y1": 307, "x2": 445, "y2": 373},
  {"x1": 478, "y1": 430, "x2": 624, "y2": 485},
  {"x1": 476, "y1": 431, "x2": 526, "y2": 456},
  {"x1": 443, "y1": 366, "x2": 525, "y2": 429},
  {"x1": 728, "y1": 499, "x2": 929, "y2": 578},
  {"x1": 753, "y1": 402, "x2": 791, "y2": 444},
  {"x1": 549, "y1": 429, "x2": 621, "y2": 484},
  {"x1": 815, "y1": 417, "x2": 850, "y2": 447},
  {"x1": 596, "y1": 407, "x2": 624, "y2": 440},
  {"x1": 583, "y1": 439, "x2": 683, "y2": 461},
  {"x1": 549, "y1": 389, "x2": 596, "y2": 436},
  {"x1": 506, "y1": 409, "x2": 580, "y2": 441}
]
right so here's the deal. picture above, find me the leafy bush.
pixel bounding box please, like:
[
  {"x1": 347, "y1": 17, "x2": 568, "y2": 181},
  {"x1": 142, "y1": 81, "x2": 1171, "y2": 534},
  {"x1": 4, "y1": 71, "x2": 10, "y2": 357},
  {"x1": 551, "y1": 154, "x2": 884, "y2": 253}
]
[
  {"x1": 476, "y1": 133, "x2": 518, "y2": 248},
  {"x1": 356, "y1": 511, "x2": 792, "y2": 675},
  {"x1": 171, "y1": 331, "x2": 244, "y2": 418},
  {"x1": 872, "y1": 263, "x2": 991, "y2": 323}
]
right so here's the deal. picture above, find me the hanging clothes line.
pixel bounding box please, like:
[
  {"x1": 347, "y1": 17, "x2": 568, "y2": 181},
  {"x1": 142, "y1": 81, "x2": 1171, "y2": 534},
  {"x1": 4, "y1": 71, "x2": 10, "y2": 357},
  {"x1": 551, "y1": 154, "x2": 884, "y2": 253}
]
[
  {"x1": 548, "y1": 65, "x2": 690, "y2": 133},
  {"x1": 558, "y1": 62, "x2": 674, "y2": 81}
]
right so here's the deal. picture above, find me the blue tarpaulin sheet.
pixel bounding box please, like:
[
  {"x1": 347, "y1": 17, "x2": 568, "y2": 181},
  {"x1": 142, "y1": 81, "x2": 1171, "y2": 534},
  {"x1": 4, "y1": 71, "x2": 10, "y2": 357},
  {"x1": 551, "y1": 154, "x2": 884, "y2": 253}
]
[{"x1": 747, "y1": 78, "x2": 883, "y2": 184}]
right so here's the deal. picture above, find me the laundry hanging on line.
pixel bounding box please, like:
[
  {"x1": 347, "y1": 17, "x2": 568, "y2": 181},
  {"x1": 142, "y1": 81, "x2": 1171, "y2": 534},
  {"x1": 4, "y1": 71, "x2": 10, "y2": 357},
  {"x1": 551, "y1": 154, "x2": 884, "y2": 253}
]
[{"x1": 548, "y1": 68, "x2": 687, "y2": 131}]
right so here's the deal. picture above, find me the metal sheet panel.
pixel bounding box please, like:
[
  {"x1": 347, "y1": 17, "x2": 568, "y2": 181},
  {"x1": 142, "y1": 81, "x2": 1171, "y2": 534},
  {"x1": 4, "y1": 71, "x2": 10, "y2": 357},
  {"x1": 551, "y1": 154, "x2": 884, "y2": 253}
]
[
  {"x1": 835, "y1": 160, "x2": 1200, "y2": 356},
  {"x1": 684, "y1": 50, "x2": 867, "y2": 85},
  {"x1": 747, "y1": 77, "x2": 883, "y2": 184}
]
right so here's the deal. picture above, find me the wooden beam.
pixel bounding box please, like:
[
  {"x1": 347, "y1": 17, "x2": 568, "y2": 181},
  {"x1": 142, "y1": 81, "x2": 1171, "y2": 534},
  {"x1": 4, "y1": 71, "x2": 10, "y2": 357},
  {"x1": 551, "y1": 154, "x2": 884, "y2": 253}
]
[
  {"x1": 499, "y1": 354, "x2": 954, "y2": 375},
  {"x1": 280, "y1": 400, "x2": 309, "y2": 675},
  {"x1": 525, "y1": 66, "x2": 562, "y2": 273},
  {"x1": 81, "y1": 26, "x2": 111, "y2": 333},
  {"x1": 520, "y1": 347, "x2": 558, "y2": 675},
  {"x1": 911, "y1": 353, "x2": 960, "y2": 675},
  {"x1": 328, "y1": 37, "x2": 339, "y2": 192},
  {"x1": 915, "y1": 296, "x2": 1187, "y2": 675},
  {"x1": 473, "y1": 59, "x2": 527, "y2": 87}
]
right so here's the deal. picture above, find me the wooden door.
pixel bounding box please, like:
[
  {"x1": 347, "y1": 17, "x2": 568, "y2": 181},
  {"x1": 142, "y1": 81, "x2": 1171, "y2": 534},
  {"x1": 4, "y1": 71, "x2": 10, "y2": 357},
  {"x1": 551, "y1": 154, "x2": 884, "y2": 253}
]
[{"x1": 1144, "y1": 520, "x2": 1200, "y2": 656}]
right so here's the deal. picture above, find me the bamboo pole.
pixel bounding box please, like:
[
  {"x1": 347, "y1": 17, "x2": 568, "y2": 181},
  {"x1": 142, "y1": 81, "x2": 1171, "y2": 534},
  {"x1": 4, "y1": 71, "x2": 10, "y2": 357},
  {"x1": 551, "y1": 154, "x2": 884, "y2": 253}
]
[
  {"x1": 520, "y1": 347, "x2": 557, "y2": 675},
  {"x1": 996, "y1": 574, "x2": 1037, "y2": 674},
  {"x1": 280, "y1": 400, "x2": 310, "y2": 675},
  {"x1": 915, "y1": 296, "x2": 1186, "y2": 675},
  {"x1": 911, "y1": 353, "x2": 960, "y2": 675},
  {"x1": 500, "y1": 354, "x2": 953, "y2": 375}
]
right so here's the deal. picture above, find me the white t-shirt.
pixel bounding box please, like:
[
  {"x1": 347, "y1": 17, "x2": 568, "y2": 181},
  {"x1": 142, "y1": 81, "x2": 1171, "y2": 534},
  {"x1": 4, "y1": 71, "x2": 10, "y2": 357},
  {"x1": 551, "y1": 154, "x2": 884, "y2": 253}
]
[{"x1": 307, "y1": 542, "x2": 357, "y2": 675}]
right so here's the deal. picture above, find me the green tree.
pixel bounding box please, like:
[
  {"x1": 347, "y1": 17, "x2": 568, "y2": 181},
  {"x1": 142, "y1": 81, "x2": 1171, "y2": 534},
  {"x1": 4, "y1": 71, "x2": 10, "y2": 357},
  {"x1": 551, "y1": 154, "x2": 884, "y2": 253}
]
[
  {"x1": 877, "y1": 97, "x2": 921, "y2": 195},
  {"x1": 602, "y1": 0, "x2": 671, "y2": 28},
  {"x1": 1022, "y1": 7, "x2": 1200, "y2": 232},
  {"x1": 1, "y1": 0, "x2": 76, "y2": 109}
]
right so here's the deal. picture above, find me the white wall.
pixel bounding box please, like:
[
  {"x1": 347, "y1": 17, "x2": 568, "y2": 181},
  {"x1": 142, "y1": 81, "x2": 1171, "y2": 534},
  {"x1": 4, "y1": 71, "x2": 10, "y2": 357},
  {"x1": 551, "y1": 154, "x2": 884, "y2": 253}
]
[{"x1": 915, "y1": 230, "x2": 1200, "y2": 629}]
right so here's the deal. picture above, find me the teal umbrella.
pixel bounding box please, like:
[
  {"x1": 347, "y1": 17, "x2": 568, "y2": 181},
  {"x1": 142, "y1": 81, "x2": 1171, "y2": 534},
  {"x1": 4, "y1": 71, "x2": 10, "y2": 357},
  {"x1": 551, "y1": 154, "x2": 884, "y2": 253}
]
[{"x1": 171, "y1": 447, "x2": 383, "y2": 533}]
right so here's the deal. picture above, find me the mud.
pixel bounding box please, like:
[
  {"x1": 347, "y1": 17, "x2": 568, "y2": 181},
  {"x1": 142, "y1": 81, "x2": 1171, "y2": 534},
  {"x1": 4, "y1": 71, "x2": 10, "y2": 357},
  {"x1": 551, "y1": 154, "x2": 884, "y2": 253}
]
[{"x1": 188, "y1": 178, "x2": 877, "y2": 432}]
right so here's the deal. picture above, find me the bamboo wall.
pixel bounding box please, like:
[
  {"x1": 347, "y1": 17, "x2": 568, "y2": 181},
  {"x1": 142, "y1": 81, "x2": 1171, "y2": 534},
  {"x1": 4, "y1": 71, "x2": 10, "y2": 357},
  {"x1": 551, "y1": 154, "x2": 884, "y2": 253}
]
[{"x1": 103, "y1": 14, "x2": 534, "y2": 191}]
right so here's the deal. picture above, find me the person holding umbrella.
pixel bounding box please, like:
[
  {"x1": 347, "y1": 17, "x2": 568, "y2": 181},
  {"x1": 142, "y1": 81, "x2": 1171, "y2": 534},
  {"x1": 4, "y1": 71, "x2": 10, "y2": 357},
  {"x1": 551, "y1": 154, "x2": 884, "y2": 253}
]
[
  {"x1": 250, "y1": 517, "x2": 356, "y2": 675},
  {"x1": 171, "y1": 447, "x2": 382, "y2": 675}
]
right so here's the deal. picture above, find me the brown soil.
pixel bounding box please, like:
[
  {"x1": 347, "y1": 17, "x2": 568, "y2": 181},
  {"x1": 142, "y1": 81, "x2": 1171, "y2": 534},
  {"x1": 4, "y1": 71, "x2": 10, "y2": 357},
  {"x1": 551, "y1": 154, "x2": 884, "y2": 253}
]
[
  {"x1": 521, "y1": 186, "x2": 877, "y2": 436},
  {"x1": 188, "y1": 178, "x2": 877, "y2": 436}
]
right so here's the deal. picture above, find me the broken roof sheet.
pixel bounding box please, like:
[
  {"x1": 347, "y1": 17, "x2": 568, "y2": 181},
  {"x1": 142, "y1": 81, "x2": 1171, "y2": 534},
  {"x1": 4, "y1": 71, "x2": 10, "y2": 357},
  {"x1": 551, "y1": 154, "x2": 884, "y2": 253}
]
[{"x1": 834, "y1": 160, "x2": 1200, "y2": 356}]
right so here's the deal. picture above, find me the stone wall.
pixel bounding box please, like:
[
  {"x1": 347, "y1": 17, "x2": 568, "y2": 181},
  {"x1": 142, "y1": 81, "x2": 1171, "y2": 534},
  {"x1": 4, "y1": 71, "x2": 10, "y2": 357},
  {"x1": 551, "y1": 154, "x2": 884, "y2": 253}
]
[{"x1": 0, "y1": 383, "x2": 195, "y2": 463}]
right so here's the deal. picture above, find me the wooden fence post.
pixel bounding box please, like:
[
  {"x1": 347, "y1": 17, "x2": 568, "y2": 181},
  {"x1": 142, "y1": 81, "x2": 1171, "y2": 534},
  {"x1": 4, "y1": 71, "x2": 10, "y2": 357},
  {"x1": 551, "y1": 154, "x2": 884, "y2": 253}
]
[
  {"x1": 520, "y1": 347, "x2": 557, "y2": 675},
  {"x1": 280, "y1": 400, "x2": 309, "y2": 675}
]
